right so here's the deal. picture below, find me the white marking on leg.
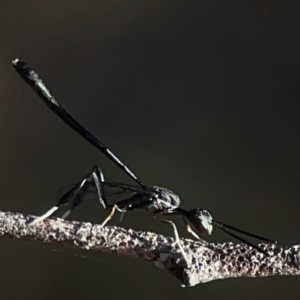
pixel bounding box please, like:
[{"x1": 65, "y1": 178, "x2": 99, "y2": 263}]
[
  {"x1": 61, "y1": 209, "x2": 72, "y2": 219},
  {"x1": 29, "y1": 206, "x2": 59, "y2": 226},
  {"x1": 100, "y1": 204, "x2": 118, "y2": 228},
  {"x1": 158, "y1": 218, "x2": 191, "y2": 265}
]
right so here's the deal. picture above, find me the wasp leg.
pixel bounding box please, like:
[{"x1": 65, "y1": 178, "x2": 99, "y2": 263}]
[
  {"x1": 159, "y1": 218, "x2": 191, "y2": 265},
  {"x1": 154, "y1": 216, "x2": 190, "y2": 265},
  {"x1": 99, "y1": 204, "x2": 123, "y2": 228},
  {"x1": 30, "y1": 166, "x2": 109, "y2": 225}
]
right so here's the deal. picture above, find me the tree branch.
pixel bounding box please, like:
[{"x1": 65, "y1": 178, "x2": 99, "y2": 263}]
[{"x1": 0, "y1": 210, "x2": 299, "y2": 287}]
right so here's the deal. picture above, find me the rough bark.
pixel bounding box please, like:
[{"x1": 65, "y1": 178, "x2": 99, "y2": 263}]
[{"x1": 0, "y1": 210, "x2": 299, "y2": 287}]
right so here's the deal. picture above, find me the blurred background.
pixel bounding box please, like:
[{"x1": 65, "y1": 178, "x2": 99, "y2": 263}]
[{"x1": 0, "y1": 1, "x2": 300, "y2": 299}]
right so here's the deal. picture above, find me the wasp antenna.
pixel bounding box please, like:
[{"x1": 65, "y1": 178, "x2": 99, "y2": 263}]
[
  {"x1": 213, "y1": 220, "x2": 276, "y2": 243},
  {"x1": 215, "y1": 224, "x2": 270, "y2": 256}
]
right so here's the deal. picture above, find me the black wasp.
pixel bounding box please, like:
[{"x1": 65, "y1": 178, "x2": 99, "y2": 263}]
[{"x1": 13, "y1": 59, "x2": 277, "y2": 257}]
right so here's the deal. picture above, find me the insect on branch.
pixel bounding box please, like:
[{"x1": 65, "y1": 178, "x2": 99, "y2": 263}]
[
  {"x1": 8, "y1": 58, "x2": 300, "y2": 286},
  {"x1": 12, "y1": 58, "x2": 277, "y2": 257}
]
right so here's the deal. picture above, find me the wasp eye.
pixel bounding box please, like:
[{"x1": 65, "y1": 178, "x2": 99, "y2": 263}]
[{"x1": 188, "y1": 208, "x2": 213, "y2": 235}]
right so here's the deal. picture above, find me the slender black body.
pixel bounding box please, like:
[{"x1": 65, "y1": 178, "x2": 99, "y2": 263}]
[{"x1": 12, "y1": 58, "x2": 277, "y2": 256}]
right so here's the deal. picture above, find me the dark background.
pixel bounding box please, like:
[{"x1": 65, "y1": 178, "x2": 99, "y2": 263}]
[{"x1": 0, "y1": 1, "x2": 300, "y2": 299}]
